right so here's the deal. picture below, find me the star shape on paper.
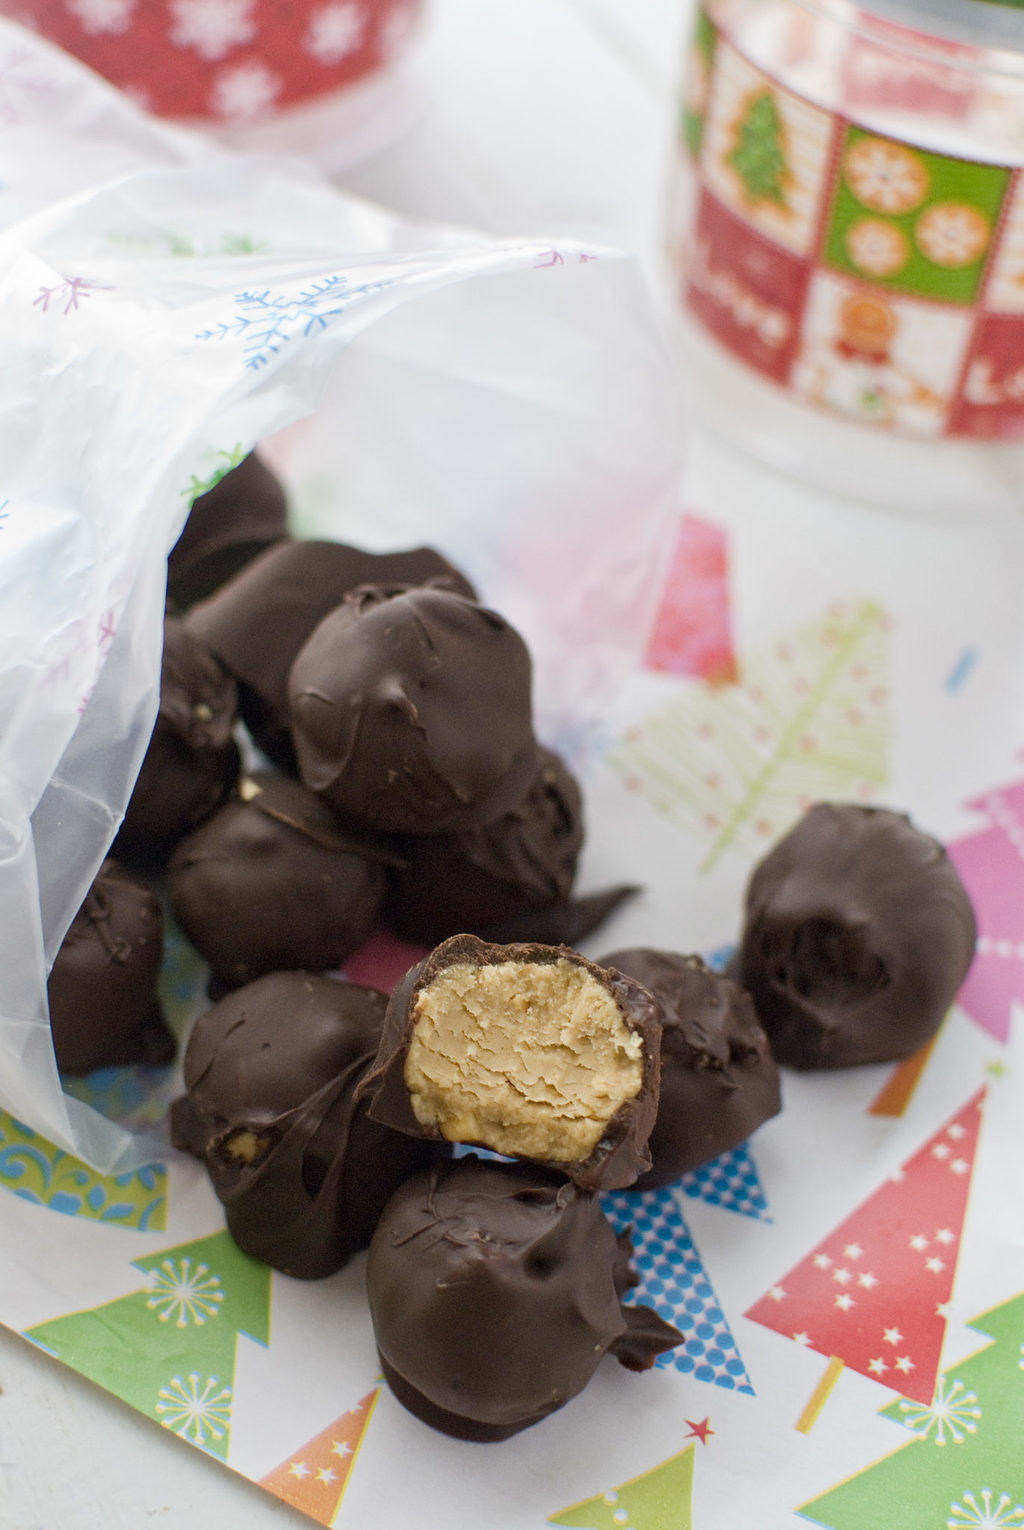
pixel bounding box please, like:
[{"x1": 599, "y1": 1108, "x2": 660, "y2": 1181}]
[
  {"x1": 813, "y1": 1253, "x2": 833, "y2": 1270},
  {"x1": 288, "y1": 1461, "x2": 310, "y2": 1479},
  {"x1": 909, "y1": 1234, "x2": 929, "y2": 1251},
  {"x1": 793, "y1": 1331, "x2": 812, "y2": 1346},
  {"x1": 949, "y1": 1158, "x2": 969, "y2": 1175},
  {"x1": 834, "y1": 1293, "x2": 856, "y2": 1312},
  {"x1": 925, "y1": 1256, "x2": 946, "y2": 1274},
  {"x1": 946, "y1": 1122, "x2": 965, "y2": 1140},
  {"x1": 936, "y1": 1301, "x2": 953, "y2": 1320},
  {"x1": 843, "y1": 1243, "x2": 864, "y2": 1260},
  {"x1": 832, "y1": 1268, "x2": 852, "y2": 1286},
  {"x1": 684, "y1": 1417, "x2": 715, "y2": 1445},
  {"x1": 857, "y1": 1272, "x2": 878, "y2": 1289},
  {"x1": 889, "y1": 1167, "x2": 906, "y2": 1183},
  {"x1": 331, "y1": 1441, "x2": 352, "y2": 1458},
  {"x1": 932, "y1": 1143, "x2": 951, "y2": 1160},
  {"x1": 883, "y1": 1327, "x2": 903, "y2": 1346},
  {"x1": 316, "y1": 1467, "x2": 338, "y2": 1485},
  {"x1": 934, "y1": 1228, "x2": 955, "y2": 1245},
  {"x1": 867, "y1": 1357, "x2": 888, "y2": 1375},
  {"x1": 895, "y1": 1355, "x2": 915, "y2": 1374},
  {"x1": 768, "y1": 1286, "x2": 786, "y2": 1302}
]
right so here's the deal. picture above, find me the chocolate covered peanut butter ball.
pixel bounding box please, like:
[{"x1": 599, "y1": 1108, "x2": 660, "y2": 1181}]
[
  {"x1": 168, "y1": 451, "x2": 288, "y2": 609},
  {"x1": 362, "y1": 934, "x2": 663, "y2": 1190},
  {"x1": 172, "y1": 972, "x2": 446, "y2": 1278},
  {"x1": 602, "y1": 949, "x2": 780, "y2": 1188},
  {"x1": 733, "y1": 802, "x2": 977, "y2": 1069},
  {"x1": 289, "y1": 586, "x2": 538, "y2": 834},
  {"x1": 367, "y1": 1157, "x2": 683, "y2": 1440},
  {"x1": 48, "y1": 859, "x2": 173, "y2": 1075}
]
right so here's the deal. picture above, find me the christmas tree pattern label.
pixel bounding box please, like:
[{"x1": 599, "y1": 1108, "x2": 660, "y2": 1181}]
[
  {"x1": 260, "y1": 1387, "x2": 380, "y2": 1525},
  {"x1": 800, "y1": 1291, "x2": 1024, "y2": 1530},
  {"x1": 643, "y1": 513, "x2": 737, "y2": 685},
  {"x1": 548, "y1": 1444, "x2": 696, "y2": 1530},
  {"x1": 948, "y1": 777, "x2": 1024, "y2": 1044},
  {"x1": 747, "y1": 1089, "x2": 985, "y2": 1415},
  {"x1": 26, "y1": 1229, "x2": 271, "y2": 1461},
  {"x1": 611, "y1": 597, "x2": 890, "y2": 873},
  {"x1": 676, "y1": 4, "x2": 1024, "y2": 439}
]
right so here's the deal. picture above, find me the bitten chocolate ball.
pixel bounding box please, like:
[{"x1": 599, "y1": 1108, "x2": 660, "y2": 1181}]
[
  {"x1": 362, "y1": 934, "x2": 663, "y2": 1190},
  {"x1": 289, "y1": 586, "x2": 538, "y2": 834},
  {"x1": 187, "y1": 540, "x2": 476, "y2": 770},
  {"x1": 113, "y1": 615, "x2": 239, "y2": 871},
  {"x1": 172, "y1": 972, "x2": 445, "y2": 1278},
  {"x1": 601, "y1": 949, "x2": 781, "y2": 1188},
  {"x1": 167, "y1": 773, "x2": 388, "y2": 994},
  {"x1": 48, "y1": 860, "x2": 174, "y2": 1075},
  {"x1": 367, "y1": 1157, "x2": 683, "y2": 1440},
  {"x1": 387, "y1": 748, "x2": 583, "y2": 944},
  {"x1": 733, "y1": 802, "x2": 977, "y2": 1069},
  {"x1": 168, "y1": 451, "x2": 288, "y2": 608}
]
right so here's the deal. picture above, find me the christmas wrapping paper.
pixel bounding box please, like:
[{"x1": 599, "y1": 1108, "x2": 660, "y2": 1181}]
[{"x1": 2, "y1": 19, "x2": 1024, "y2": 1530}]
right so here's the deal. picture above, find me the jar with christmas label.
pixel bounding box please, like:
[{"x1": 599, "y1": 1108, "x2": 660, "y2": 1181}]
[
  {"x1": 670, "y1": 0, "x2": 1024, "y2": 515},
  {"x1": 4, "y1": 0, "x2": 426, "y2": 172}
]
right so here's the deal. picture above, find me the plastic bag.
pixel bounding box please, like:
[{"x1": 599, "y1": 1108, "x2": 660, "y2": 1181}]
[{"x1": 0, "y1": 19, "x2": 684, "y2": 1174}]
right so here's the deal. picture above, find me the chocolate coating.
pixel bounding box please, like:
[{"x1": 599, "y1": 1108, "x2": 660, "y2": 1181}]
[
  {"x1": 367, "y1": 1157, "x2": 683, "y2": 1440},
  {"x1": 387, "y1": 748, "x2": 583, "y2": 944},
  {"x1": 168, "y1": 452, "x2": 288, "y2": 608},
  {"x1": 733, "y1": 802, "x2": 977, "y2": 1069},
  {"x1": 48, "y1": 860, "x2": 173, "y2": 1075},
  {"x1": 172, "y1": 972, "x2": 447, "y2": 1278},
  {"x1": 601, "y1": 949, "x2": 781, "y2": 1188},
  {"x1": 187, "y1": 540, "x2": 476, "y2": 770},
  {"x1": 362, "y1": 934, "x2": 663, "y2": 1190},
  {"x1": 113, "y1": 616, "x2": 240, "y2": 871},
  {"x1": 167, "y1": 773, "x2": 388, "y2": 993},
  {"x1": 289, "y1": 586, "x2": 539, "y2": 834}
]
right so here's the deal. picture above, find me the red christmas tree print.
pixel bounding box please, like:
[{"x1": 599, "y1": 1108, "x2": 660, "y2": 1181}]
[
  {"x1": 746, "y1": 1089, "x2": 985, "y2": 1411},
  {"x1": 644, "y1": 513, "x2": 737, "y2": 684},
  {"x1": 948, "y1": 778, "x2": 1024, "y2": 1043},
  {"x1": 260, "y1": 1387, "x2": 380, "y2": 1525}
]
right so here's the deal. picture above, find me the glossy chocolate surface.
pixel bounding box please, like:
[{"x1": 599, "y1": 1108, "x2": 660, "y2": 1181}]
[
  {"x1": 168, "y1": 452, "x2": 288, "y2": 608},
  {"x1": 732, "y1": 802, "x2": 977, "y2": 1069},
  {"x1": 602, "y1": 948, "x2": 781, "y2": 1188},
  {"x1": 366, "y1": 1157, "x2": 682, "y2": 1439}
]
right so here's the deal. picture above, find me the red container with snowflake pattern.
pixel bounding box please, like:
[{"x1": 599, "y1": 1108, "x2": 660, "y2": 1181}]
[
  {"x1": 670, "y1": 0, "x2": 1024, "y2": 511},
  {"x1": 3, "y1": 0, "x2": 426, "y2": 170}
]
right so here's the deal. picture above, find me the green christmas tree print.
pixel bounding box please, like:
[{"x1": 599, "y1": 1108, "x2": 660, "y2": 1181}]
[
  {"x1": 611, "y1": 598, "x2": 890, "y2": 873},
  {"x1": 26, "y1": 1230, "x2": 271, "y2": 1461},
  {"x1": 800, "y1": 1292, "x2": 1024, "y2": 1530},
  {"x1": 728, "y1": 90, "x2": 789, "y2": 207},
  {"x1": 548, "y1": 1445, "x2": 694, "y2": 1530}
]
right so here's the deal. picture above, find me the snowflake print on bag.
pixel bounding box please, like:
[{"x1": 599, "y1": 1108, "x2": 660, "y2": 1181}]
[
  {"x1": 65, "y1": 0, "x2": 135, "y2": 35},
  {"x1": 169, "y1": 0, "x2": 255, "y2": 62},
  {"x1": 304, "y1": 3, "x2": 367, "y2": 65},
  {"x1": 210, "y1": 59, "x2": 281, "y2": 122},
  {"x1": 196, "y1": 274, "x2": 393, "y2": 369}
]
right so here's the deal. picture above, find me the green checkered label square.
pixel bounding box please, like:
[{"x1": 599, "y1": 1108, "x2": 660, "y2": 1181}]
[{"x1": 823, "y1": 127, "x2": 1010, "y2": 303}]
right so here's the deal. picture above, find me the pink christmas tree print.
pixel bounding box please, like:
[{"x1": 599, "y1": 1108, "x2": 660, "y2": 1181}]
[
  {"x1": 342, "y1": 930, "x2": 428, "y2": 994},
  {"x1": 644, "y1": 513, "x2": 737, "y2": 684},
  {"x1": 947, "y1": 778, "x2": 1024, "y2": 1043},
  {"x1": 746, "y1": 1088, "x2": 985, "y2": 1418}
]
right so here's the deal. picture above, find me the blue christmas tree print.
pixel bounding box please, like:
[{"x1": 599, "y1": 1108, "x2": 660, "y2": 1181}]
[
  {"x1": 602, "y1": 1185, "x2": 755, "y2": 1394},
  {"x1": 679, "y1": 1142, "x2": 772, "y2": 1223}
]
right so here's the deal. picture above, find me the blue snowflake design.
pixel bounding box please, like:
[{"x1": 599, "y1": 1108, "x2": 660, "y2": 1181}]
[
  {"x1": 0, "y1": 498, "x2": 9, "y2": 529},
  {"x1": 194, "y1": 274, "x2": 394, "y2": 371},
  {"x1": 678, "y1": 1142, "x2": 771, "y2": 1223},
  {"x1": 602, "y1": 1185, "x2": 755, "y2": 1394}
]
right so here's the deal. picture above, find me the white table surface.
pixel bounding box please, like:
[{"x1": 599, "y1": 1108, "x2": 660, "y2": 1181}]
[{"x1": 0, "y1": 3, "x2": 697, "y2": 1526}]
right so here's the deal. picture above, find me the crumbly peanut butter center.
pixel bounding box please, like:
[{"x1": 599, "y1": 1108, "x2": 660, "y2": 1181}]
[{"x1": 404, "y1": 958, "x2": 643, "y2": 1161}]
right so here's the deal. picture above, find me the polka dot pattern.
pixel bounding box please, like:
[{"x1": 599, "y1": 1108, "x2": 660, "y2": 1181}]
[{"x1": 679, "y1": 1142, "x2": 772, "y2": 1222}]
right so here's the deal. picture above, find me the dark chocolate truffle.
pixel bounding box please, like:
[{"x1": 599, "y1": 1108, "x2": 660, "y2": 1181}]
[
  {"x1": 367, "y1": 1157, "x2": 682, "y2": 1440},
  {"x1": 289, "y1": 586, "x2": 538, "y2": 834},
  {"x1": 362, "y1": 934, "x2": 663, "y2": 1190},
  {"x1": 172, "y1": 972, "x2": 445, "y2": 1278},
  {"x1": 733, "y1": 802, "x2": 977, "y2": 1069},
  {"x1": 601, "y1": 949, "x2": 781, "y2": 1188},
  {"x1": 168, "y1": 452, "x2": 288, "y2": 608},
  {"x1": 187, "y1": 540, "x2": 476, "y2": 769},
  {"x1": 167, "y1": 773, "x2": 389, "y2": 993},
  {"x1": 113, "y1": 615, "x2": 239, "y2": 871},
  {"x1": 48, "y1": 859, "x2": 174, "y2": 1076}
]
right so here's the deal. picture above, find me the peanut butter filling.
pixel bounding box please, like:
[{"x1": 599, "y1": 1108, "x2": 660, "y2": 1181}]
[{"x1": 404, "y1": 958, "x2": 643, "y2": 1161}]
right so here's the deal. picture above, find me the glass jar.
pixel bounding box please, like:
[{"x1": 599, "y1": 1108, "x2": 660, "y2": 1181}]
[
  {"x1": 669, "y1": 0, "x2": 1024, "y2": 515},
  {"x1": 3, "y1": 0, "x2": 426, "y2": 173}
]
